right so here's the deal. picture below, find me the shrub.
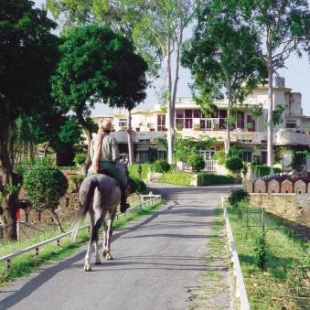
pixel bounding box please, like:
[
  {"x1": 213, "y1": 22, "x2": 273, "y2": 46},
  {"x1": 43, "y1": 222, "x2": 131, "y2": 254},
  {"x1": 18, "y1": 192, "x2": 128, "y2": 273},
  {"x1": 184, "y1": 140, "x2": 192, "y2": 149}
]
[
  {"x1": 188, "y1": 153, "x2": 205, "y2": 172},
  {"x1": 153, "y1": 159, "x2": 170, "y2": 173},
  {"x1": 254, "y1": 231, "x2": 267, "y2": 271},
  {"x1": 129, "y1": 176, "x2": 146, "y2": 194},
  {"x1": 198, "y1": 173, "x2": 236, "y2": 185},
  {"x1": 23, "y1": 164, "x2": 68, "y2": 232},
  {"x1": 68, "y1": 174, "x2": 85, "y2": 192},
  {"x1": 128, "y1": 163, "x2": 151, "y2": 180},
  {"x1": 225, "y1": 156, "x2": 243, "y2": 174},
  {"x1": 73, "y1": 153, "x2": 87, "y2": 165},
  {"x1": 227, "y1": 188, "x2": 249, "y2": 208}
]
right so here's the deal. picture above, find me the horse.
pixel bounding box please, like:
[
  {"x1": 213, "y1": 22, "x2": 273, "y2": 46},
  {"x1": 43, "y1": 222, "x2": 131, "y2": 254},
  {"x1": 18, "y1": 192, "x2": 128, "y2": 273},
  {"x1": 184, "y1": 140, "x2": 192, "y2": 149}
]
[{"x1": 71, "y1": 161, "x2": 129, "y2": 271}]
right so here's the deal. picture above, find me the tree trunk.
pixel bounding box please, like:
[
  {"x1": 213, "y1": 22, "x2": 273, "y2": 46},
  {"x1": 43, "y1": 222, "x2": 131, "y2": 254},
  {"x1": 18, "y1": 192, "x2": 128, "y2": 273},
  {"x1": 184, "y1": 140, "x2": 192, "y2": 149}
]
[
  {"x1": 267, "y1": 62, "x2": 274, "y2": 168},
  {"x1": 127, "y1": 109, "x2": 135, "y2": 164},
  {"x1": 50, "y1": 208, "x2": 65, "y2": 233},
  {"x1": 0, "y1": 119, "x2": 19, "y2": 241},
  {"x1": 1, "y1": 194, "x2": 18, "y2": 241}
]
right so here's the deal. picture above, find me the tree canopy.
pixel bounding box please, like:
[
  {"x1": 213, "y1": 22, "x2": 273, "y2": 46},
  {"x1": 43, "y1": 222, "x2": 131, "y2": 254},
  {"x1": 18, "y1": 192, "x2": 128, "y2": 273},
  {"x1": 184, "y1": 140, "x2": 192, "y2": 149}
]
[
  {"x1": 51, "y1": 24, "x2": 148, "y2": 167},
  {"x1": 181, "y1": 1, "x2": 267, "y2": 155},
  {"x1": 0, "y1": 0, "x2": 61, "y2": 241}
]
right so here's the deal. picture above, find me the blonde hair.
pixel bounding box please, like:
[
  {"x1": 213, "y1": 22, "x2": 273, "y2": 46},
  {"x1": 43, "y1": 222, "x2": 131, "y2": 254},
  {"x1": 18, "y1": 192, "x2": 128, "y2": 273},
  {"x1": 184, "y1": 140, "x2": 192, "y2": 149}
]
[{"x1": 92, "y1": 119, "x2": 113, "y2": 173}]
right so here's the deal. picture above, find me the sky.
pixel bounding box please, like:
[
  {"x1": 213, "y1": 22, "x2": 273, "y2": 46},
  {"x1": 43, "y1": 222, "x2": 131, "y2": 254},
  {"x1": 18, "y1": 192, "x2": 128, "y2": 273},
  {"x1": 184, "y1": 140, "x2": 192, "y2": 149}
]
[{"x1": 33, "y1": 0, "x2": 310, "y2": 116}]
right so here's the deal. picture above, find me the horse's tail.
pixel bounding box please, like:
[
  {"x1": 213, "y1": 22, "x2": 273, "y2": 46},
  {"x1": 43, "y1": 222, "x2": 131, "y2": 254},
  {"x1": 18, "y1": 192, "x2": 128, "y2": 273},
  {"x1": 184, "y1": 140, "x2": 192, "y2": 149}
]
[{"x1": 71, "y1": 175, "x2": 98, "y2": 241}]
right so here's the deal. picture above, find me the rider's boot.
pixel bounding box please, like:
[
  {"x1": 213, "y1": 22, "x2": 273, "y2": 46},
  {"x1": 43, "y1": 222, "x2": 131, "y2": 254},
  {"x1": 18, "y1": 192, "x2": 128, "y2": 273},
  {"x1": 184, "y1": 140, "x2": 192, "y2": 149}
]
[{"x1": 120, "y1": 185, "x2": 130, "y2": 213}]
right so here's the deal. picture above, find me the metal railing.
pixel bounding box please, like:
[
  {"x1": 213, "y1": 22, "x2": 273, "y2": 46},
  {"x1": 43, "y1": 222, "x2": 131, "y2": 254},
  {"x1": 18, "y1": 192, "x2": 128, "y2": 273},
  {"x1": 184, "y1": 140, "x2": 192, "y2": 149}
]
[
  {"x1": 221, "y1": 196, "x2": 250, "y2": 310},
  {"x1": 0, "y1": 194, "x2": 162, "y2": 270}
]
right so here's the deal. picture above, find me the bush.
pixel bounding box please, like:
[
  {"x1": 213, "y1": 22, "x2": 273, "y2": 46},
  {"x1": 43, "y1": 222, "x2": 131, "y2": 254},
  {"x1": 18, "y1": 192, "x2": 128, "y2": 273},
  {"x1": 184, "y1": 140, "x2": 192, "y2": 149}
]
[
  {"x1": 73, "y1": 153, "x2": 87, "y2": 165},
  {"x1": 128, "y1": 163, "x2": 151, "y2": 180},
  {"x1": 153, "y1": 159, "x2": 170, "y2": 173},
  {"x1": 129, "y1": 176, "x2": 146, "y2": 194},
  {"x1": 68, "y1": 174, "x2": 85, "y2": 192},
  {"x1": 23, "y1": 165, "x2": 68, "y2": 212},
  {"x1": 227, "y1": 188, "x2": 249, "y2": 208},
  {"x1": 198, "y1": 173, "x2": 236, "y2": 185},
  {"x1": 251, "y1": 165, "x2": 282, "y2": 177},
  {"x1": 188, "y1": 153, "x2": 205, "y2": 172},
  {"x1": 225, "y1": 156, "x2": 243, "y2": 174},
  {"x1": 157, "y1": 171, "x2": 193, "y2": 186}
]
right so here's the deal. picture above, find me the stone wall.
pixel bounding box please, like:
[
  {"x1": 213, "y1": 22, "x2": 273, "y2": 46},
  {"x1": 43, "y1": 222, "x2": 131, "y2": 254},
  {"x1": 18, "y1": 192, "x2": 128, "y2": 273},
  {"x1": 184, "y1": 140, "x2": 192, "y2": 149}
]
[{"x1": 249, "y1": 193, "x2": 310, "y2": 228}]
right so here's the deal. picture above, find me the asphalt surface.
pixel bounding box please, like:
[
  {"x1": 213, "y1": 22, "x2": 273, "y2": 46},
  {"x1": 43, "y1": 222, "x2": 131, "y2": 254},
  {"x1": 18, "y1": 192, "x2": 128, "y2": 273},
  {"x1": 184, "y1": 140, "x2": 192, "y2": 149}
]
[{"x1": 0, "y1": 183, "x2": 235, "y2": 310}]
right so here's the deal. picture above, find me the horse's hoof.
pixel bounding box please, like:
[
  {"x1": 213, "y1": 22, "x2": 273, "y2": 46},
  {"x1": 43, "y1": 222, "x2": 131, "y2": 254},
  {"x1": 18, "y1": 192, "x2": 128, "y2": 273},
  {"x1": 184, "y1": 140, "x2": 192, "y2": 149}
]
[
  {"x1": 106, "y1": 253, "x2": 113, "y2": 260},
  {"x1": 84, "y1": 265, "x2": 92, "y2": 272},
  {"x1": 95, "y1": 260, "x2": 101, "y2": 265}
]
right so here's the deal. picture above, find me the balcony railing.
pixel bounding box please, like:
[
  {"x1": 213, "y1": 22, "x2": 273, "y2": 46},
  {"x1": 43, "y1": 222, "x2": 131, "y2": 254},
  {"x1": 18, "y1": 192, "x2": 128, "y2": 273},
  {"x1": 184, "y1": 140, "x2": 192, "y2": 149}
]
[{"x1": 204, "y1": 160, "x2": 217, "y2": 172}]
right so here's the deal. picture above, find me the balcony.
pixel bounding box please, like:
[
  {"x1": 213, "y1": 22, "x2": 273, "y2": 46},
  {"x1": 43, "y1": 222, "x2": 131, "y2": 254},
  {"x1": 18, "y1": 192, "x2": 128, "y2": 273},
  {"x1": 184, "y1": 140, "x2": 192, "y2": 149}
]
[
  {"x1": 275, "y1": 128, "x2": 310, "y2": 146},
  {"x1": 112, "y1": 129, "x2": 167, "y2": 144}
]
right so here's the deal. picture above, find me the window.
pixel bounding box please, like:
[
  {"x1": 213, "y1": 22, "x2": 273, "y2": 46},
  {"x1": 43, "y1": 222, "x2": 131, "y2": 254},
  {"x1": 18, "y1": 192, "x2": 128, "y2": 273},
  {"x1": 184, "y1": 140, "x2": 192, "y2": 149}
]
[
  {"x1": 286, "y1": 120, "x2": 296, "y2": 128},
  {"x1": 199, "y1": 148, "x2": 216, "y2": 160},
  {"x1": 119, "y1": 118, "x2": 127, "y2": 128},
  {"x1": 157, "y1": 115, "x2": 166, "y2": 131}
]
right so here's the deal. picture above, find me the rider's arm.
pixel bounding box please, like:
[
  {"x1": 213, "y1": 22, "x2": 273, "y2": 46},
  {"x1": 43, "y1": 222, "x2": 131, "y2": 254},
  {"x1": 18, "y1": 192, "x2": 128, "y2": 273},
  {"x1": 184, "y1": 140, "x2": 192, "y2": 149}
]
[{"x1": 111, "y1": 137, "x2": 120, "y2": 163}]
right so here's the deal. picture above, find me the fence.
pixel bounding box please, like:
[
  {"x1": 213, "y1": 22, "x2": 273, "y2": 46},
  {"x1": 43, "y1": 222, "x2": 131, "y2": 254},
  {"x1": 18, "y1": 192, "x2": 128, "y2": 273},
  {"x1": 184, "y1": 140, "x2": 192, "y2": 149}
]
[
  {"x1": 221, "y1": 196, "x2": 250, "y2": 310},
  {"x1": 0, "y1": 194, "x2": 161, "y2": 270}
]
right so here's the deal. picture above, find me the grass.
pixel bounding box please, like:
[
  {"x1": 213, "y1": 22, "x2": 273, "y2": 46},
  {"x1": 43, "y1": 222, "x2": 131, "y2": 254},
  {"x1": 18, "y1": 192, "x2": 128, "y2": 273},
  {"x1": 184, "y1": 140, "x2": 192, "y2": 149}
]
[
  {"x1": 0, "y1": 200, "x2": 163, "y2": 289},
  {"x1": 228, "y1": 203, "x2": 310, "y2": 310},
  {"x1": 157, "y1": 171, "x2": 195, "y2": 186},
  {"x1": 188, "y1": 206, "x2": 235, "y2": 310}
]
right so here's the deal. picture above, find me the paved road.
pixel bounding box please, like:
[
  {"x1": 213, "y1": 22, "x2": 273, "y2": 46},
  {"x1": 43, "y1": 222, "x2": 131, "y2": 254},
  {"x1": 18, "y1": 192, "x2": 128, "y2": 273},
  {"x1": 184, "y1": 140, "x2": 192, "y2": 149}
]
[{"x1": 0, "y1": 183, "x2": 235, "y2": 310}]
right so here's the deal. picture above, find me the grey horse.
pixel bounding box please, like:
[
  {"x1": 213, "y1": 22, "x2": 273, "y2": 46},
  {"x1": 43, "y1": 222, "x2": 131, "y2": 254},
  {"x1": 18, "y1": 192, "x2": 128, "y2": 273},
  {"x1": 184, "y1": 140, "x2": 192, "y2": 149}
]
[{"x1": 71, "y1": 161, "x2": 129, "y2": 271}]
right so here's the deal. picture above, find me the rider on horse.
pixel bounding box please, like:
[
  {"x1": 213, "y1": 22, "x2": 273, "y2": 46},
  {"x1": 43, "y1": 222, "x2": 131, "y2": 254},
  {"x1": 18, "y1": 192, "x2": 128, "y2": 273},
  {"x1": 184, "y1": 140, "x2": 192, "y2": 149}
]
[{"x1": 88, "y1": 118, "x2": 130, "y2": 213}]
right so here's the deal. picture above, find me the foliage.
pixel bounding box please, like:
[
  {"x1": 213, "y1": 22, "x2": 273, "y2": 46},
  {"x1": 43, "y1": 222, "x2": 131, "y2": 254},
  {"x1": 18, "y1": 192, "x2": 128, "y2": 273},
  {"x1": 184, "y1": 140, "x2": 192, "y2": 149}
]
[
  {"x1": 127, "y1": 163, "x2": 151, "y2": 180},
  {"x1": 254, "y1": 231, "x2": 267, "y2": 271},
  {"x1": 225, "y1": 156, "x2": 243, "y2": 174},
  {"x1": 0, "y1": 0, "x2": 61, "y2": 240},
  {"x1": 174, "y1": 135, "x2": 216, "y2": 163},
  {"x1": 212, "y1": 150, "x2": 226, "y2": 166},
  {"x1": 51, "y1": 24, "x2": 148, "y2": 169},
  {"x1": 251, "y1": 165, "x2": 282, "y2": 178},
  {"x1": 153, "y1": 159, "x2": 171, "y2": 173},
  {"x1": 128, "y1": 176, "x2": 147, "y2": 194},
  {"x1": 197, "y1": 173, "x2": 236, "y2": 186},
  {"x1": 181, "y1": 0, "x2": 267, "y2": 155},
  {"x1": 227, "y1": 188, "x2": 249, "y2": 208},
  {"x1": 272, "y1": 105, "x2": 285, "y2": 126},
  {"x1": 157, "y1": 171, "x2": 194, "y2": 187},
  {"x1": 290, "y1": 149, "x2": 310, "y2": 171},
  {"x1": 68, "y1": 174, "x2": 84, "y2": 192},
  {"x1": 52, "y1": 25, "x2": 148, "y2": 111},
  {"x1": 73, "y1": 153, "x2": 87, "y2": 165},
  {"x1": 23, "y1": 164, "x2": 68, "y2": 212},
  {"x1": 187, "y1": 153, "x2": 205, "y2": 172},
  {"x1": 228, "y1": 204, "x2": 310, "y2": 308},
  {"x1": 246, "y1": 104, "x2": 263, "y2": 120},
  {"x1": 47, "y1": 0, "x2": 198, "y2": 165}
]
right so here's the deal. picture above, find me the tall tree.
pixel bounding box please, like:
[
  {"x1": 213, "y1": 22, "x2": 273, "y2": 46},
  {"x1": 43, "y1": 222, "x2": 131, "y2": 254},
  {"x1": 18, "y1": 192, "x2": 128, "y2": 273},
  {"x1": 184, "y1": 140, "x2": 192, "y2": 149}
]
[
  {"x1": 51, "y1": 25, "x2": 148, "y2": 169},
  {"x1": 46, "y1": 0, "x2": 198, "y2": 164},
  {"x1": 0, "y1": 0, "x2": 60, "y2": 241},
  {"x1": 181, "y1": 2, "x2": 267, "y2": 155},
  {"x1": 238, "y1": 0, "x2": 310, "y2": 167}
]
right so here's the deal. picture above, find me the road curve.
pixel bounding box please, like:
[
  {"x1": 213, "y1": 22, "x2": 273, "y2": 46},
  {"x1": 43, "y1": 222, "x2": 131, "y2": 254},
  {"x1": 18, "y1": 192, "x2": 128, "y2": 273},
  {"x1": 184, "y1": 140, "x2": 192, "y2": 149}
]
[{"x1": 0, "y1": 183, "x2": 235, "y2": 310}]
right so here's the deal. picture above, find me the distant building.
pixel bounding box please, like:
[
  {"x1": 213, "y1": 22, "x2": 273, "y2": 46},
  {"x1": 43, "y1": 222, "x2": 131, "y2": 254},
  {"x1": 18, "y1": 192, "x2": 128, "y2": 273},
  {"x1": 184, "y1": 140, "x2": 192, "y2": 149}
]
[{"x1": 91, "y1": 77, "x2": 310, "y2": 172}]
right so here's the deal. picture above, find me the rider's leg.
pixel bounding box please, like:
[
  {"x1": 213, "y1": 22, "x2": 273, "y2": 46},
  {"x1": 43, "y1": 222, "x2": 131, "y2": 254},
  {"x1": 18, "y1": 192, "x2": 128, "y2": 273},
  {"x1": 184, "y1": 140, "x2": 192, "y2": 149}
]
[{"x1": 98, "y1": 162, "x2": 130, "y2": 213}]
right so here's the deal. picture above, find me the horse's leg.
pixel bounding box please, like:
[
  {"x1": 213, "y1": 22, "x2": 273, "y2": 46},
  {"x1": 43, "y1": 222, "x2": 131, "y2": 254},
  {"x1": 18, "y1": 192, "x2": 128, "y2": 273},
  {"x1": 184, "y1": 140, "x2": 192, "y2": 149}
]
[
  {"x1": 93, "y1": 215, "x2": 104, "y2": 265},
  {"x1": 84, "y1": 208, "x2": 95, "y2": 272},
  {"x1": 102, "y1": 212, "x2": 116, "y2": 260}
]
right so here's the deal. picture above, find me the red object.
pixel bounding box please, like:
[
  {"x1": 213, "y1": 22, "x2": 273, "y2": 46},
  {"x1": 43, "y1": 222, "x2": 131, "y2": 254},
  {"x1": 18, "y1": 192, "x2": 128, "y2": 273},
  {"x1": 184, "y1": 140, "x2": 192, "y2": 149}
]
[{"x1": 16, "y1": 209, "x2": 20, "y2": 220}]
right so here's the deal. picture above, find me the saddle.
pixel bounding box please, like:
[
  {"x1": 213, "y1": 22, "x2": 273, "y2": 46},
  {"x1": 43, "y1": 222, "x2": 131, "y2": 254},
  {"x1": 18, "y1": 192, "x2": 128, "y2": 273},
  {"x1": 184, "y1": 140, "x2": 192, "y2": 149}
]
[{"x1": 97, "y1": 168, "x2": 116, "y2": 180}]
